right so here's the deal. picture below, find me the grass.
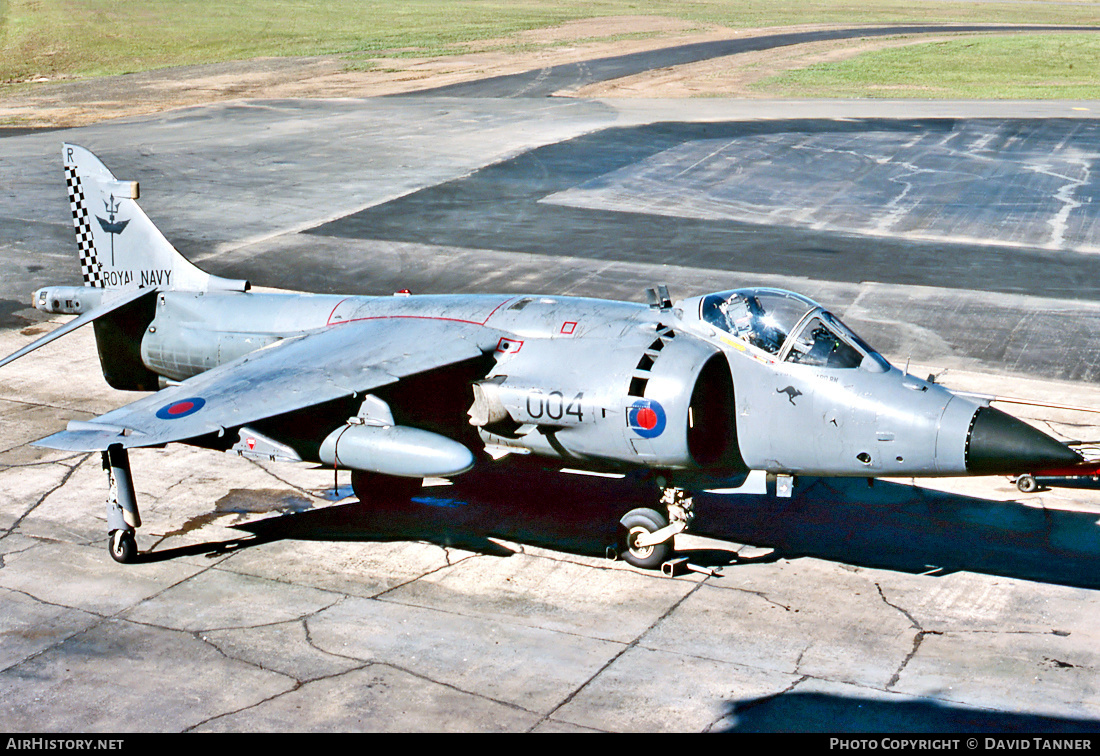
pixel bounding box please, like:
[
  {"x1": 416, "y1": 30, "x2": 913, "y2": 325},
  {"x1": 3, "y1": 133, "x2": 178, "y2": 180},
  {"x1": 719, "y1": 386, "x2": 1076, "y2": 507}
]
[
  {"x1": 1, "y1": 1, "x2": 1099, "y2": 94},
  {"x1": 1, "y1": 1, "x2": 635, "y2": 86},
  {"x1": 754, "y1": 33, "x2": 1100, "y2": 99}
]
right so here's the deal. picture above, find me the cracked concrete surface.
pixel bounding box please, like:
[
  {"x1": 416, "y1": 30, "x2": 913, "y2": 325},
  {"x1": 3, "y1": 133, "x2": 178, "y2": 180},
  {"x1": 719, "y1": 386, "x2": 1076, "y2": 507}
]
[
  {"x1": 4, "y1": 265, "x2": 1100, "y2": 735},
  {"x1": 5, "y1": 325, "x2": 1098, "y2": 732},
  {"x1": 2, "y1": 96, "x2": 1100, "y2": 731}
]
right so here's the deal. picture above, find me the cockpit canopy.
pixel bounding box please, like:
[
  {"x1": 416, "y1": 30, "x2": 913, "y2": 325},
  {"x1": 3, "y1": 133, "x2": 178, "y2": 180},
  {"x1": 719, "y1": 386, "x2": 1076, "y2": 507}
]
[{"x1": 692, "y1": 288, "x2": 888, "y2": 372}]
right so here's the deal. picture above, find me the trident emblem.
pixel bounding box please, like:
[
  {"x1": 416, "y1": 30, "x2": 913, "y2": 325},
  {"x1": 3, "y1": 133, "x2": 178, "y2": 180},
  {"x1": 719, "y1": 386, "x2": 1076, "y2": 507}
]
[{"x1": 96, "y1": 194, "x2": 130, "y2": 265}]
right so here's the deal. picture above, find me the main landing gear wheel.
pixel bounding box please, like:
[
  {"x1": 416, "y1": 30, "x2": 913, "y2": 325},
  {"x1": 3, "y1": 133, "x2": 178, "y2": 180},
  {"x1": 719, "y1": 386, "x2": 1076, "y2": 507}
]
[
  {"x1": 351, "y1": 470, "x2": 424, "y2": 503},
  {"x1": 109, "y1": 530, "x2": 137, "y2": 564},
  {"x1": 619, "y1": 507, "x2": 672, "y2": 570}
]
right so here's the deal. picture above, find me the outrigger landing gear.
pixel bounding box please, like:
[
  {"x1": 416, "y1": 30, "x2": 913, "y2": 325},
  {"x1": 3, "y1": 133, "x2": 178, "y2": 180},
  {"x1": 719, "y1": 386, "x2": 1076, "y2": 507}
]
[
  {"x1": 618, "y1": 488, "x2": 694, "y2": 570},
  {"x1": 1015, "y1": 474, "x2": 1039, "y2": 493},
  {"x1": 103, "y1": 444, "x2": 141, "y2": 564},
  {"x1": 109, "y1": 528, "x2": 137, "y2": 563}
]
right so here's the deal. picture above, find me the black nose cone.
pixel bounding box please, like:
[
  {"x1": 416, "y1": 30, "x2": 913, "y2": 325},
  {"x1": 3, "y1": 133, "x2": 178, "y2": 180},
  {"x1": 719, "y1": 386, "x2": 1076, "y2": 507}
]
[{"x1": 965, "y1": 406, "x2": 1082, "y2": 475}]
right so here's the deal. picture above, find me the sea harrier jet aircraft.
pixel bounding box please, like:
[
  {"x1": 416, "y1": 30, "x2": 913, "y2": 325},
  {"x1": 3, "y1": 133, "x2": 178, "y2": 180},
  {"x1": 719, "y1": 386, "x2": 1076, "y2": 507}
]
[{"x1": 1, "y1": 145, "x2": 1081, "y2": 567}]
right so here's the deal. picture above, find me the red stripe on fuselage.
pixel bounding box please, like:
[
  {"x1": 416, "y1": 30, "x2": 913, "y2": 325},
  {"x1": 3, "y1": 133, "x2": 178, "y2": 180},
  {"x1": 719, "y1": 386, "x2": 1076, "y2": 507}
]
[{"x1": 326, "y1": 297, "x2": 517, "y2": 328}]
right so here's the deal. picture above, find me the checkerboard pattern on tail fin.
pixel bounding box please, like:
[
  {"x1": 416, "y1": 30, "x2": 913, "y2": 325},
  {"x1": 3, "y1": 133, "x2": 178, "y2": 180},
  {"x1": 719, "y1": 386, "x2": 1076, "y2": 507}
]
[{"x1": 65, "y1": 164, "x2": 105, "y2": 287}]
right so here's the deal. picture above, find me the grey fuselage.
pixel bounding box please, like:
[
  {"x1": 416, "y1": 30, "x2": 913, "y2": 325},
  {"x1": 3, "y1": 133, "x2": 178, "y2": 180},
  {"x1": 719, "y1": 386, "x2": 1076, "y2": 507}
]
[{"x1": 133, "y1": 286, "x2": 987, "y2": 481}]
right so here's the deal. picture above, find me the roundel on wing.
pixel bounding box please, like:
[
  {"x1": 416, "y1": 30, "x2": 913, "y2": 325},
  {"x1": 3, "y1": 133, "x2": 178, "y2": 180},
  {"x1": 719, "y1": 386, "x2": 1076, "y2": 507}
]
[
  {"x1": 155, "y1": 397, "x2": 206, "y2": 420},
  {"x1": 627, "y1": 398, "x2": 666, "y2": 439}
]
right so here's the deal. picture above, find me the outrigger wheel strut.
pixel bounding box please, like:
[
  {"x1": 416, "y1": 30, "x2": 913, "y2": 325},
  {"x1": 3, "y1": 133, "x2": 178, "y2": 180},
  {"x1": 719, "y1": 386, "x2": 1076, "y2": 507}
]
[
  {"x1": 618, "y1": 488, "x2": 694, "y2": 569},
  {"x1": 104, "y1": 444, "x2": 141, "y2": 564}
]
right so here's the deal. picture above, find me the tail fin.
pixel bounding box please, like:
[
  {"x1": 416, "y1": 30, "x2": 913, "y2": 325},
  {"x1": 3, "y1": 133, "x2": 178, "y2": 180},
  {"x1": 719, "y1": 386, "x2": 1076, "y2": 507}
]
[
  {"x1": 63, "y1": 144, "x2": 248, "y2": 292},
  {"x1": 2, "y1": 146, "x2": 247, "y2": 389}
]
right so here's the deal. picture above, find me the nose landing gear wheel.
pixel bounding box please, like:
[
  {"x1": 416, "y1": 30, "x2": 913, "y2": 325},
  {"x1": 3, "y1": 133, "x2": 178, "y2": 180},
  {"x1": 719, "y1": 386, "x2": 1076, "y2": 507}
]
[
  {"x1": 619, "y1": 507, "x2": 671, "y2": 570},
  {"x1": 109, "y1": 530, "x2": 137, "y2": 564},
  {"x1": 1016, "y1": 474, "x2": 1038, "y2": 493}
]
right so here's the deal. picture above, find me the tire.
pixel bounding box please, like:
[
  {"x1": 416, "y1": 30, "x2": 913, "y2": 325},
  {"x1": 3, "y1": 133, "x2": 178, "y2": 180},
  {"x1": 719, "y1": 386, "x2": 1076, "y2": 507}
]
[
  {"x1": 109, "y1": 530, "x2": 137, "y2": 564},
  {"x1": 619, "y1": 507, "x2": 671, "y2": 570},
  {"x1": 1016, "y1": 474, "x2": 1038, "y2": 493},
  {"x1": 351, "y1": 471, "x2": 423, "y2": 503}
]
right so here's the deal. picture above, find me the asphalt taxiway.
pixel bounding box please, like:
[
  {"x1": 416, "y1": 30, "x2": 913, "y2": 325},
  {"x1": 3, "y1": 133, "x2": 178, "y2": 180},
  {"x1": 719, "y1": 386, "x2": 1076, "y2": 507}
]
[
  {"x1": 2, "y1": 85, "x2": 1100, "y2": 730},
  {"x1": 401, "y1": 24, "x2": 1100, "y2": 99}
]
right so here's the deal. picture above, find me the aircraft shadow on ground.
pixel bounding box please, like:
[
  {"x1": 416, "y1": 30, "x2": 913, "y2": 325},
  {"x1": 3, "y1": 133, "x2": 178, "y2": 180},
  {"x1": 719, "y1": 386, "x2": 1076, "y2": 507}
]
[
  {"x1": 717, "y1": 691, "x2": 1100, "y2": 733},
  {"x1": 225, "y1": 459, "x2": 1100, "y2": 591}
]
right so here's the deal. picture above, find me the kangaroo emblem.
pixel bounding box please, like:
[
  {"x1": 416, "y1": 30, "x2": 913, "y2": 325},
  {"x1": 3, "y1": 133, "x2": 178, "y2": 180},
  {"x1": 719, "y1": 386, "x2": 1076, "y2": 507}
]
[{"x1": 777, "y1": 386, "x2": 803, "y2": 405}]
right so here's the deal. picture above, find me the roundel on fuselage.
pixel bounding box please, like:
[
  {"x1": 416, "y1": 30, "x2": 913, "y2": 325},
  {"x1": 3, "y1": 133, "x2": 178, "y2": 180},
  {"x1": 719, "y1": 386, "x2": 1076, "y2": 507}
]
[{"x1": 627, "y1": 398, "x2": 666, "y2": 439}]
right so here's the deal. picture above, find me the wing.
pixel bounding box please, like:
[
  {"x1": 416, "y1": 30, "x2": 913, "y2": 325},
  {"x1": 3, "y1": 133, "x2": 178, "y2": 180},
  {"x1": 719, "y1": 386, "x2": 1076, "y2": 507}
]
[{"x1": 38, "y1": 318, "x2": 500, "y2": 451}]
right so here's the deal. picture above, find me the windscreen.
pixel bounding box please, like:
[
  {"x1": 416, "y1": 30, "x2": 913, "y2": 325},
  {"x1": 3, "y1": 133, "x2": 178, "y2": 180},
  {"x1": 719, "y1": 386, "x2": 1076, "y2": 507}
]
[
  {"x1": 783, "y1": 315, "x2": 864, "y2": 368},
  {"x1": 698, "y1": 288, "x2": 887, "y2": 371}
]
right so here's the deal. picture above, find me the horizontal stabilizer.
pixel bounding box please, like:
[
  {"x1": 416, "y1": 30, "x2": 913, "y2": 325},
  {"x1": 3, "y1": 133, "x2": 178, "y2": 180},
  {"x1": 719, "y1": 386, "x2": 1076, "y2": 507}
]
[{"x1": 0, "y1": 287, "x2": 155, "y2": 370}]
